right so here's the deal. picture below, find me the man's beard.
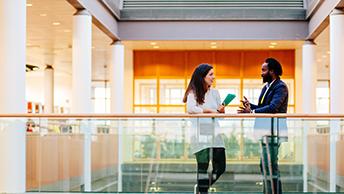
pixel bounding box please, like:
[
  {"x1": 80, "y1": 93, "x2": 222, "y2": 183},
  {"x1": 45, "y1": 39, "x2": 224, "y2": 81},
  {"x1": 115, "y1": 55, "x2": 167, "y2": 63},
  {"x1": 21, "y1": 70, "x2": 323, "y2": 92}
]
[{"x1": 262, "y1": 75, "x2": 273, "y2": 83}]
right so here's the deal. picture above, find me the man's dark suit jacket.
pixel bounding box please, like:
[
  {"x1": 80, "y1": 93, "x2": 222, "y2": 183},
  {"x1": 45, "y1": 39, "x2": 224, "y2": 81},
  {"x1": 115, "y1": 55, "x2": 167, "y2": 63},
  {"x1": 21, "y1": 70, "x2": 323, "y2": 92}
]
[
  {"x1": 250, "y1": 78, "x2": 289, "y2": 113},
  {"x1": 251, "y1": 78, "x2": 289, "y2": 194}
]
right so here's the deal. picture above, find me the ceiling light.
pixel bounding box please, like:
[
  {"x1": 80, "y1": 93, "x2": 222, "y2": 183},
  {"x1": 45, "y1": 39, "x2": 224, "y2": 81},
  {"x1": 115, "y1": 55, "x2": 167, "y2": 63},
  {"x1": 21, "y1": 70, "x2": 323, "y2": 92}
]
[
  {"x1": 210, "y1": 42, "x2": 217, "y2": 45},
  {"x1": 211, "y1": 46, "x2": 217, "y2": 49},
  {"x1": 40, "y1": 13, "x2": 47, "y2": 17},
  {"x1": 150, "y1": 42, "x2": 157, "y2": 45},
  {"x1": 52, "y1": 22, "x2": 61, "y2": 26},
  {"x1": 322, "y1": 55, "x2": 327, "y2": 58},
  {"x1": 63, "y1": 29, "x2": 71, "y2": 33},
  {"x1": 26, "y1": 3, "x2": 33, "y2": 7},
  {"x1": 268, "y1": 45, "x2": 275, "y2": 48},
  {"x1": 153, "y1": 46, "x2": 160, "y2": 49},
  {"x1": 327, "y1": 51, "x2": 330, "y2": 54},
  {"x1": 270, "y1": 42, "x2": 278, "y2": 46}
]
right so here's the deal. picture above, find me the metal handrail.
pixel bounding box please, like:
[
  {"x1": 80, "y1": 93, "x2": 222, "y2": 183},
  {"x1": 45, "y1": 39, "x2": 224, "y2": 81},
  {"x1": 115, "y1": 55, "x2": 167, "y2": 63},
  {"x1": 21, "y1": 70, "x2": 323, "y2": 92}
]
[{"x1": 1, "y1": 113, "x2": 344, "y2": 118}]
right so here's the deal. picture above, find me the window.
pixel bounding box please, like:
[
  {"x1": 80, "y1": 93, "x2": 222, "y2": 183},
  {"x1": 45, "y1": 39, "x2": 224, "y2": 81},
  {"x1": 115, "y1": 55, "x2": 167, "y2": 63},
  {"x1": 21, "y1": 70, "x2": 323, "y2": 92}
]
[
  {"x1": 92, "y1": 82, "x2": 110, "y2": 113},
  {"x1": 134, "y1": 79, "x2": 185, "y2": 113},
  {"x1": 316, "y1": 80, "x2": 330, "y2": 113},
  {"x1": 134, "y1": 78, "x2": 295, "y2": 113},
  {"x1": 216, "y1": 79, "x2": 241, "y2": 113},
  {"x1": 160, "y1": 79, "x2": 185, "y2": 105},
  {"x1": 135, "y1": 79, "x2": 157, "y2": 105},
  {"x1": 243, "y1": 79, "x2": 263, "y2": 105}
]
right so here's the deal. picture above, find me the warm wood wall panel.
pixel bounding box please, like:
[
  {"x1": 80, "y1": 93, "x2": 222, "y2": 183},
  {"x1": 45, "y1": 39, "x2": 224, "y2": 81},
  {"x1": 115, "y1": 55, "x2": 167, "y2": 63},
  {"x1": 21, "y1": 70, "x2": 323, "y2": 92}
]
[
  {"x1": 268, "y1": 50, "x2": 295, "y2": 78},
  {"x1": 215, "y1": 51, "x2": 242, "y2": 77},
  {"x1": 134, "y1": 51, "x2": 157, "y2": 77},
  {"x1": 134, "y1": 50, "x2": 295, "y2": 78},
  {"x1": 156, "y1": 51, "x2": 186, "y2": 77},
  {"x1": 186, "y1": 51, "x2": 214, "y2": 75},
  {"x1": 243, "y1": 51, "x2": 269, "y2": 77}
]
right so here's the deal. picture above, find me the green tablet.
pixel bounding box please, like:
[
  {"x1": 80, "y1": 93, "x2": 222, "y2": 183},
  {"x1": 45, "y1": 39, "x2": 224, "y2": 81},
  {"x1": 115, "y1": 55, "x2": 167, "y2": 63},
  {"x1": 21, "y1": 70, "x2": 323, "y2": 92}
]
[{"x1": 222, "y1": 93, "x2": 236, "y2": 106}]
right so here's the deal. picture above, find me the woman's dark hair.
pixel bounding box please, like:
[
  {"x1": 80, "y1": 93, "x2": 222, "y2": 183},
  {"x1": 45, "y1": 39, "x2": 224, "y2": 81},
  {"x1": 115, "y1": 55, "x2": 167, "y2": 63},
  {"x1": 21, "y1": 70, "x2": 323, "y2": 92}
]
[
  {"x1": 183, "y1": 63, "x2": 213, "y2": 104},
  {"x1": 265, "y1": 57, "x2": 283, "y2": 77}
]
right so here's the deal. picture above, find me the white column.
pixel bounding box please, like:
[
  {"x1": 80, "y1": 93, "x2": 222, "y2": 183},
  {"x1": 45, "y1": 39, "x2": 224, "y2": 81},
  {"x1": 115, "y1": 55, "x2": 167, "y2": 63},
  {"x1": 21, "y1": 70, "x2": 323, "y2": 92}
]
[
  {"x1": 110, "y1": 41, "x2": 125, "y2": 192},
  {"x1": 72, "y1": 9, "x2": 92, "y2": 192},
  {"x1": 302, "y1": 40, "x2": 317, "y2": 113},
  {"x1": 301, "y1": 40, "x2": 316, "y2": 190},
  {"x1": 0, "y1": 0, "x2": 26, "y2": 193},
  {"x1": 72, "y1": 9, "x2": 92, "y2": 114},
  {"x1": 329, "y1": 9, "x2": 344, "y2": 192},
  {"x1": 110, "y1": 41, "x2": 125, "y2": 113},
  {"x1": 330, "y1": 9, "x2": 344, "y2": 114},
  {"x1": 301, "y1": 41, "x2": 317, "y2": 191},
  {"x1": 44, "y1": 65, "x2": 54, "y2": 113}
]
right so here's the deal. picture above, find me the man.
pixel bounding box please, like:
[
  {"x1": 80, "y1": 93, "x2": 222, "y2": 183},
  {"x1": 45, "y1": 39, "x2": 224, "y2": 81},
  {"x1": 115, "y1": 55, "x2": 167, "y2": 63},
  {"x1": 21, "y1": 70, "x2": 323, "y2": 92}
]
[
  {"x1": 239, "y1": 57, "x2": 288, "y2": 114},
  {"x1": 238, "y1": 57, "x2": 289, "y2": 194}
]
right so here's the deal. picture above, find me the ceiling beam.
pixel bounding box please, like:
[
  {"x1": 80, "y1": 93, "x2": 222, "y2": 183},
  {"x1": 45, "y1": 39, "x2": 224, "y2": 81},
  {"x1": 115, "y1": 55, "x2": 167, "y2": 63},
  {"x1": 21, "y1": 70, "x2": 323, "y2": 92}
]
[
  {"x1": 119, "y1": 21, "x2": 308, "y2": 40},
  {"x1": 66, "y1": 0, "x2": 119, "y2": 41},
  {"x1": 307, "y1": 0, "x2": 344, "y2": 40}
]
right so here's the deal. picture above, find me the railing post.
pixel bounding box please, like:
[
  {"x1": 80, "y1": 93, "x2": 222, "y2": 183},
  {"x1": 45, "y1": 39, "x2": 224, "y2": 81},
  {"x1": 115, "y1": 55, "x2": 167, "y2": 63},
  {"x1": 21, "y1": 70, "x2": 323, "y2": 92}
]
[
  {"x1": 303, "y1": 121, "x2": 308, "y2": 192},
  {"x1": 117, "y1": 119, "x2": 123, "y2": 192},
  {"x1": 81, "y1": 119, "x2": 92, "y2": 191},
  {"x1": 330, "y1": 119, "x2": 339, "y2": 192}
]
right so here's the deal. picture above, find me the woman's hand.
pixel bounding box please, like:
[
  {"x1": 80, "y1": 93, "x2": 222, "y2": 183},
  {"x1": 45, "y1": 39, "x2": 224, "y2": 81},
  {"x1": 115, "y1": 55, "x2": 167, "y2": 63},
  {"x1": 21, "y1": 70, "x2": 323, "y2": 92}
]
[
  {"x1": 217, "y1": 105, "x2": 225, "y2": 113},
  {"x1": 203, "y1": 106, "x2": 225, "y2": 113},
  {"x1": 203, "y1": 108, "x2": 215, "y2": 113}
]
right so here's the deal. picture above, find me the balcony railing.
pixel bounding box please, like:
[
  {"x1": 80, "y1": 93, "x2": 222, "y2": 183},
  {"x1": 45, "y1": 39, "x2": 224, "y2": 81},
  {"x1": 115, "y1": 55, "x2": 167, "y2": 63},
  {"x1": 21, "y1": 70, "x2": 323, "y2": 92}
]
[{"x1": 1, "y1": 114, "x2": 344, "y2": 193}]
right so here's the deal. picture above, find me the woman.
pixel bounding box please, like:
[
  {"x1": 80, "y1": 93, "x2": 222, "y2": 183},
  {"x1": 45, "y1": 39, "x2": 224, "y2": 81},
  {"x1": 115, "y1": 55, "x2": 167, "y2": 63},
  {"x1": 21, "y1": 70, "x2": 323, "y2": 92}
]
[{"x1": 183, "y1": 63, "x2": 226, "y2": 194}]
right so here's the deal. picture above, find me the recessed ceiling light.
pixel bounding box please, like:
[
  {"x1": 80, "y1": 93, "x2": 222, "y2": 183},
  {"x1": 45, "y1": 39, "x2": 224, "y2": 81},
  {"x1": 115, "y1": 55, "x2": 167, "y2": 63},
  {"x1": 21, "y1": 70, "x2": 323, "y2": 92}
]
[
  {"x1": 268, "y1": 45, "x2": 275, "y2": 48},
  {"x1": 153, "y1": 46, "x2": 160, "y2": 49},
  {"x1": 150, "y1": 42, "x2": 157, "y2": 45},
  {"x1": 211, "y1": 46, "x2": 217, "y2": 49},
  {"x1": 40, "y1": 13, "x2": 47, "y2": 17},
  {"x1": 270, "y1": 42, "x2": 277, "y2": 46},
  {"x1": 92, "y1": 46, "x2": 95, "y2": 49},
  {"x1": 63, "y1": 29, "x2": 71, "y2": 33},
  {"x1": 52, "y1": 22, "x2": 61, "y2": 26},
  {"x1": 327, "y1": 51, "x2": 330, "y2": 54},
  {"x1": 26, "y1": 3, "x2": 33, "y2": 7},
  {"x1": 322, "y1": 55, "x2": 327, "y2": 58},
  {"x1": 210, "y1": 42, "x2": 217, "y2": 45}
]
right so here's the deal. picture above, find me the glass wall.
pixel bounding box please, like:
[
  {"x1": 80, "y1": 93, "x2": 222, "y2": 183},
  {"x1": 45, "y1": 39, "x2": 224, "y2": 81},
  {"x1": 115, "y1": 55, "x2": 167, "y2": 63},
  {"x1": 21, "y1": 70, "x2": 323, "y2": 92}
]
[{"x1": 24, "y1": 115, "x2": 344, "y2": 193}]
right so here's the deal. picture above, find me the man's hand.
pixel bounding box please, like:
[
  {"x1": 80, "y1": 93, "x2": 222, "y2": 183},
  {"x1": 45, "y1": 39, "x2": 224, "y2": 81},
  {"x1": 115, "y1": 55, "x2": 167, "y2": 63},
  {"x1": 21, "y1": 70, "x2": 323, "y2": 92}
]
[
  {"x1": 241, "y1": 96, "x2": 250, "y2": 108},
  {"x1": 238, "y1": 96, "x2": 252, "y2": 113},
  {"x1": 237, "y1": 105, "x2": 252, "y2": 113}
]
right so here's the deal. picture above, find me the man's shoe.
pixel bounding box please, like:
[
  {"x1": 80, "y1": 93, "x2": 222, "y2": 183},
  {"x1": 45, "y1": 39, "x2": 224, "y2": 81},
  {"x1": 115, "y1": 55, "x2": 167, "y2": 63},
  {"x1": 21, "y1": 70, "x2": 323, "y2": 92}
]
[{"x1": 194, "y1": 184, "x2": 198, "y2": 194}]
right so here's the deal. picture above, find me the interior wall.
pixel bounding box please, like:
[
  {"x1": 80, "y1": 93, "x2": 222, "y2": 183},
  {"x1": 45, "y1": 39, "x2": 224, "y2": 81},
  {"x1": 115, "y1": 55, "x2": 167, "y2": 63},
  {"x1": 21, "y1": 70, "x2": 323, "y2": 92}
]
[
  {"x1": 295, "y1": 47, "x2": 303, "y2": 113},
  {"x1": 25, "y1": 71, "x2": 72, "y2": 111},
  {"x1": 124, "y1": 48, "x2": 134, "y2": 113},
  {"x1": 134, "y1": 50, "x2": 295, "y2": 78}
]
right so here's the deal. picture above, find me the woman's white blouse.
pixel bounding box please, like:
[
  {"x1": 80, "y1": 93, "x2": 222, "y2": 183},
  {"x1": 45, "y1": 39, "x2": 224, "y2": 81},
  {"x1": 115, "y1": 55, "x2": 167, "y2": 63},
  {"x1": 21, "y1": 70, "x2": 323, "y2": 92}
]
[
  {"x1": 186, "y1": 88, "x2": 225, "y2": 154},
  {"x1": 186, "y1": 88, "x2": 221, "y2": 113}
]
